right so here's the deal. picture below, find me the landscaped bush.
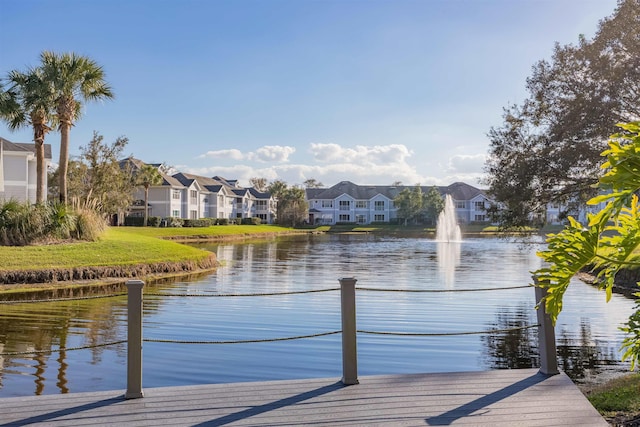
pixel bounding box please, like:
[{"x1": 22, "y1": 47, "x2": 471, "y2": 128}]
[
  {"x1": 240, "y1": 217, "x2": 261, "y2": 225},
  {"x1": 166, "y1": 217, "x2": 184, "y2": 227},
  {"x1": 218, "y1": 218, "x2": 230, "y2": 225},
  {"x1": 0, "y1": 199, "x2": 107, "y2": 246},
  {"x1": 147, "y1": 216, "x2": 161, "y2": 227},
  {"x1": 124, "y1": 216, "x2": 145, "y2": 226},
  {"x1": 183, "y1": 218, "x2": 215, "y2": 227}
]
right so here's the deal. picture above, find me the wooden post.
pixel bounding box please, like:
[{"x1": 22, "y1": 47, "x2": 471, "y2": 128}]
[
  {"x1": 339, "y1": 277, "x2": 359, "y2": 385},
  {"x1": 535, "y1": 283, "x2": 559, "y2": 375},
  {"x1": 125, "y1": 279, "x2": 145, "y2": 399}
]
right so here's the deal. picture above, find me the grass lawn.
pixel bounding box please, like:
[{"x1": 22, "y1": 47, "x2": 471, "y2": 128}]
[
  {"x1": 0, "y1": 228, "x2": 212, "y2": 271},
  {"x1": 119, "y1": 224, "x2": 303, "y2": 238},
  {"x1": 586, "y1": 373, "x2": 640, "y2": 424}
]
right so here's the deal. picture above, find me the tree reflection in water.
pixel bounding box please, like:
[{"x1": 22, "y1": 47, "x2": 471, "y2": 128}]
[{"x1": 481, "y1": 307, "x2": 623, "y2": 382}]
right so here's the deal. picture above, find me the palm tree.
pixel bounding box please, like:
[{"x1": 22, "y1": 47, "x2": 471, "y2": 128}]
[
  {"x1": 136, "y1": 164, "x2": 163, "y2": 226},
  {"x1": 0, "y1": 69, "x2": 55, "y2": 204},
  {"x1": 39, "y1": 51, "x2": 114, "y2": 204}
]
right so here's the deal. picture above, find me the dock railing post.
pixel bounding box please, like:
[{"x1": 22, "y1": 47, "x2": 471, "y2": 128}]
[
  {"x1": 125, "y1": 279, "x2": 145, "y2": 399},
  {"x1": 339, "y1": 277, "x2": 359, "y2": 385},
  {"x1": 535, "y1": 281, "x2": 559, "y2": 375}
]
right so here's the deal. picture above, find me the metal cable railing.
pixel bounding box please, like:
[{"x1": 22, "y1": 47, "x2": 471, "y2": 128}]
[{"x1": 0, "y1": 281, "x2": 543, "y2": 358}]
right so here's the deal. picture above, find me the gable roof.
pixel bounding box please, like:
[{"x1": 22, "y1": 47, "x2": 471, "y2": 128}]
[
  {"x1": 306, "y1": 180, "x2": 487, "y2": 202},
  {"x1": 442, "y1": 182, "x2": 485, "y2": 201},
  {"x1": 0, "y1": 137, "x2": 52, "y2": 159},
  {"x1": 307, "y1": 181, "x2": 401, "y2": 200}
]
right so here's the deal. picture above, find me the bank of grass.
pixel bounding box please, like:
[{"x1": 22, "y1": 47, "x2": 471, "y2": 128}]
[
  {"x1": 584, "y1": 373, "x2": 640, "y2": 425},
  {"x1": 0, "y1": 227, "x2": 212, "y2": 271},
  {"x1": 120, "y1": 224, "x2": 313, "y2": 239}
]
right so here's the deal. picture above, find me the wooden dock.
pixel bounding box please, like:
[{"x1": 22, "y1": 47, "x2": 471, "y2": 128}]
[{"x1": 0, "y1": 369, "x2": 607, "y2": 426}]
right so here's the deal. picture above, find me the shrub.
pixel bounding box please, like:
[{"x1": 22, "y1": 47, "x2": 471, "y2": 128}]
[
  {"x1": 183, "y1": 218, "x2": 215, "y2": 227},
  {"x1": 241, "y1": 217, "x2": 261, "y2": 225},
  {"x1": 124, "y1": 216, "x2": 145, "y2": 226},
  {"x1": 166, "y1": 217, "x2": 184, "y2": 227},
  {"x1": 147, "y1": 216, "x2": 161, "y2": 227},
  {"x1": 218, "y1": 218, "x2": 229, "y2": 225}
]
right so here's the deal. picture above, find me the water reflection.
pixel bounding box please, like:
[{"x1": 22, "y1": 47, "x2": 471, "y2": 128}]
[
  {"x1": 0, "y1": 235, "x2": 636, "y2": 397},
  {"x1": 481, "y1": 307, "x2": 627, "y2": 382}
]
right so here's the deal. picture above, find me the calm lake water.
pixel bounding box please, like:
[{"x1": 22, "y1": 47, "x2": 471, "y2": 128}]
[{"x1": 0, "y1": 234, "x2": 636, "y2": 397}]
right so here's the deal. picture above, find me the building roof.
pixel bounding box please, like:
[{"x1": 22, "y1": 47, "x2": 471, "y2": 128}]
[
  {"x1": 306, "y1": 180, "x2": 487, "y2": 202},
  {"x1": 0, "y1": 137, "x2": 52, "y2": 159}
]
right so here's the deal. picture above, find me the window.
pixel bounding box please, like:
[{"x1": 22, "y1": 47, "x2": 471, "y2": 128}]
[
  {"x1": 172, "y1": 210, "x2": 180, "y2": 217},
  {"x1": 374, "y1": 214, "x2": 385, "y2": 221},
  {"x1": 257, "y1": 214, "x2": 267, "y2": 221},
  {"x1": 255, "y1": 200, "x2": 267, "y2": 208},
  {"x1": 190, "y1": 190, "x2": 197, "y2": 199},
  {"x1": 321, "y1": 200, "x2": 333, "y2": 208},
  {"x1": 172, "y1": 190, "x2": 181, "y2": 200},
  {"x1": 474, "y1": 214, "x2": 486, "y2": 221},
  {"x1": 190, "y1": 210, "x2": 198, "y2": 219},
  {"x1": 356, "y1": 201, "x2": 368, "y2": 209},
  {"x1": 339, "y1": 200, "x2": 350, "y2": 210},
  {"x1": 374, "y1": 201, "x2": 385, "y2": 211},
  {"x1": 474, "y1": 201, "x2": 485, "y2": 210},
  {"x1": 456, "y1": 201, "x2": 465, "y2": 209},
  {"x1": 339, "y1": 214, "x2": 350, "y2": 222},
  {"x1": 356, "y1": 214, "x2": 367, "y2": 224},
  {"x1": 218, "y1": 195, "x2": 224, "y2": 205}
]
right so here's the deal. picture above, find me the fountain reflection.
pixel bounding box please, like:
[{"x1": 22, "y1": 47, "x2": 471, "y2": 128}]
[{"x1": 437, "y1": 241, "x2": 461, "y2": 288}]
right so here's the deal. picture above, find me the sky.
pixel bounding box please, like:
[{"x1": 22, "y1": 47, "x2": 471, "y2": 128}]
[{"x1": 0, "y1": 0, "x2": 620, "y2": 188}]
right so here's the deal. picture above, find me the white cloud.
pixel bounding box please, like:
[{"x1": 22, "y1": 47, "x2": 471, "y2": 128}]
[
  {"x1": 309, "y1": 143, "x2": 413, "y2": 166},
  {"x1": 247, "y1": 145, "x2": 296, "y2": 163},
  {"x1": 199, "y1": 149, "x2": 244, "y2": 160},
  {"x1": 446, "y1": 154, "x2": 487, "y2": 174}
]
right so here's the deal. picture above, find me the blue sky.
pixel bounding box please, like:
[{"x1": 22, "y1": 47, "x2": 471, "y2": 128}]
[{"x1": 0, "y1": 0, "x2": 618, "y2": 187}]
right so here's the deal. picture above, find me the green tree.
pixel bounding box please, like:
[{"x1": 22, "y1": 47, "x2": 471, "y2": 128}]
[
  {"x1": 249, "y1": 177, "x2": 268, "y2": 192},
  {"x1": 534, "y1": 122, "x2": 640, "y2": 368},
  {"x1": 267, "y1": 179, "x2": 288, "y2": 198},
  {"x1": 303, "y1": 178, "x2": 323, "y2": 188},
  {"x1": 423, "y1": 186, "x2": 445, "y2": 226},
  {"x1": 53, "y1": 131, "x2": 134, "y2": 216},
  {"x1": 0, "y1": 68, "x2": 56, "y2": 203},
  {"x1": 484, "y1": 0, "x2": 639, "y2": 228},
  {"x1": 394, "y1": 185, "x2": 423, "y2": 225},
  {"x1": 39, "y1": 51, "x2": 114, "y2": 204},
  {"x1": 276, "y1": 186, "x2": 308, "y2": 227},
  {"x1": 135, "y1": 164, "x2": 163, "y2": 226}
]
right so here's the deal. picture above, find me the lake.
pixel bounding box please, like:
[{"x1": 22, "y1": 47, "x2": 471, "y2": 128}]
[{"x1": 0, "y1": 234, "x2": 636, "y2": 397}]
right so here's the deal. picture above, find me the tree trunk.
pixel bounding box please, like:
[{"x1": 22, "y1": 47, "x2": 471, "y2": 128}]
[
  {"x1": 35, "y1": 139, "x2": 46, "y2": 204},
  {"x1": 144, "y1": 186, "x2": 149, "y2": 227},
  {"x1": 58, "y1": 122, "x2": 70, "y2": 204}
]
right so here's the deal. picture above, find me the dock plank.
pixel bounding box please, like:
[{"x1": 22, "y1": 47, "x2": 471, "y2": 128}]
[{"x1": 0, "y1": 369, "x2": 607, "y2": 426}]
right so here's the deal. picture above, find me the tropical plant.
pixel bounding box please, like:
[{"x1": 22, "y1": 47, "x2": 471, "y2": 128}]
[
  {"x1": 135, "y1": 164, "x2": 163, "y2": 226},
  {"x1": 0, "y1": 68, "x2": 56, "y2": 203},
  {"x1": 39, "y1": 51, "x2": 114, "y2": 204},
  {"x1": 534, "y1": 122, "x2": 640, "y2": 369}
]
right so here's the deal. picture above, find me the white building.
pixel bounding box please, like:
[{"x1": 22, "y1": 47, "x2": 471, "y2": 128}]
[
  {"x1": 305, "y1": 181, "x2": 492, "y2": 225},
  {"x1": 0, "y1": 137, "x2": 52, "y2": 204},
  {"x1": 120, "y1": 158, "x2": 275, "y2": 224}
]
